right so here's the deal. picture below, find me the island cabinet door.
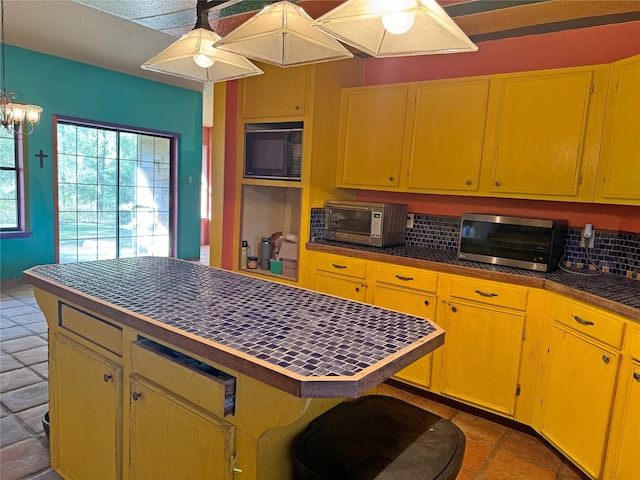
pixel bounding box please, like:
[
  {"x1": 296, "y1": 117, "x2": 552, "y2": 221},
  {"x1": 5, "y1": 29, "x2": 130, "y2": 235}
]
[
  {"x1": 129, "y1": 375, "x2": 235, "y2": 480},
  {"x1": 51, "y1": 334, "x2": 121, "y2": 480},
  {"x1": 438, "y1": 301, "x2": 526, "y2": 417}
]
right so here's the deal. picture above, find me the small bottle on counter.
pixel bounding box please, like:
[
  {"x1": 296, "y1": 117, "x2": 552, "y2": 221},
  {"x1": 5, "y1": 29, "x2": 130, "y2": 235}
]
[
  {"x1": 241, "y1": 240, "x2": 249, "y2": 269},
  {"x1": 247, "y1": 256, "x2": 258, "y2": 269}
]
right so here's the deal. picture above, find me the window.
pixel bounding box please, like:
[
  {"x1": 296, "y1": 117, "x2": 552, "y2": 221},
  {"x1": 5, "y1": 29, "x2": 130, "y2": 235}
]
[{"x1": 0, "y1": 125, "x2": 26, "y2": 234}]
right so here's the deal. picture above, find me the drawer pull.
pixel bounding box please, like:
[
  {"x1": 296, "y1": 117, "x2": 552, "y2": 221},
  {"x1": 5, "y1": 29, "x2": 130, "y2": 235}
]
[
  {"x1": 475, "y1": 290, "x2": 498, "y2": 298},
  {"x1": 132, "y1": 392, "x2": 143, "y2": 401},
  {"x1": 633, "y1": 372, "x2": 640, "y2": 382},
  {"x1": 424, "y1": 299, "x2": 430, "y2": 306},
  {"x1": 331, "y1": 264, "x2": 347, "y2": 269},
  {"x1": 451, "y1": 306, "x2": 458, "y2": 313},
  {"x1": 602, "y1": 355, "x2": 610, "y2": 364},
  {"x1": 103, "y1": 374, "x2": 112, "y2": 383},
  {"x1": 395, "y1": 275, "x2": 414, "y2": 281},
  {"x1": 573, "y1": 315, "x2": 595, "y2": 326}
]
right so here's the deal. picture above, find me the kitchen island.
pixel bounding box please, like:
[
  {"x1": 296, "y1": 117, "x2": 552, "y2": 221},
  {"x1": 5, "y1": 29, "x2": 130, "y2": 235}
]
[{"x1": 24, "y1": 256, "x2": 444, "y2": 480}]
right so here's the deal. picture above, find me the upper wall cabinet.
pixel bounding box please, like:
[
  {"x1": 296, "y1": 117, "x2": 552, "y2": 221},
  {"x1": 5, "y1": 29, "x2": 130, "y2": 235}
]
[
  {"x1": 406, "y1": 79, "x2": 490, "y2": 194},
  {"x1": 242, "y1": 62, "x2": 308, "y2": 119},
  {"x1": 594, "y1": 54, "x2": 640, "y2": 206},
  {"x1": 484, "y1": 65, "x2": 609, "y2": 202},
  {"x1": 336, "y1": 85, "x2": 408, "y2": 189}
]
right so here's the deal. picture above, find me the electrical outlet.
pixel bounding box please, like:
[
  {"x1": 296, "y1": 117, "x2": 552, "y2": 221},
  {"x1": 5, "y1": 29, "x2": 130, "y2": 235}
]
[
  {"x1": 406, "y1": 213, "x2": 414, "y2": 229},
  {"x1": 580, "y1": 228, "x2": 595, "y2": 248}
]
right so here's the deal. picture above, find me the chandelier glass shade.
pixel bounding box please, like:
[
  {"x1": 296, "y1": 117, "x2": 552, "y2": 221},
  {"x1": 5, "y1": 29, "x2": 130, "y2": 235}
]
[
  {"x1": 141, "y1": 27, "x2": 263, "y2": 83},
  {"x1": 312, "y1": 0, "x2": 478, "y2": 58},
  {"x1": 0, "y1": 0, "x2": 42, "y2": 135},
  {"x1": 214, "y1": 1, "x2": 353, "y2": 68}
]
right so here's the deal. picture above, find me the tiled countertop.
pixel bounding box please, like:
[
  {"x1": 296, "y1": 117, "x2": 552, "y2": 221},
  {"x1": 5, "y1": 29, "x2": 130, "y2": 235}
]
[
  {"x1": 23, "y1": 257, "x2": 444, "y2": 398},
  {"x1": 307, "y1": 241, "x2": 640, "y2": 322}
]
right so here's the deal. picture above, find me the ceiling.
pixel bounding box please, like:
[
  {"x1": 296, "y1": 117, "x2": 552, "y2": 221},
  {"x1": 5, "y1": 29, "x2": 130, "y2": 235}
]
[{"x1": 3, "y1": 0, "x2": 640, "y2": 92}]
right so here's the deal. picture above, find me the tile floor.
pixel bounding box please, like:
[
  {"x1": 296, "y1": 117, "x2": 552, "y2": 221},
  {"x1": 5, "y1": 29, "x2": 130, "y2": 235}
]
[{"x1": 1, "y1": 258, "x2": 589, "y2": 480}]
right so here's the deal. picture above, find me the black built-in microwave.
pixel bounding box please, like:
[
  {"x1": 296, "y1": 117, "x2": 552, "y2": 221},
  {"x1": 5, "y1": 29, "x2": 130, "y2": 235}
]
[
  {"x1": 458, "y1": 213, "x2": 568, "y2": 272},
  {"x1": 244, "y1": 122, "x2": 303, "y2": 181}
]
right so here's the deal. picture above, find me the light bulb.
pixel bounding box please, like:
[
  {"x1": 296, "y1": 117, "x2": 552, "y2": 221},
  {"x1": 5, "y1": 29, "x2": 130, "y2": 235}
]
[
  {"x1": 381, "y1": 10, "x2": 416, "y2": 35},
  {"x1": 193, "y1": 53, "x2": 215, "y2": 68}
]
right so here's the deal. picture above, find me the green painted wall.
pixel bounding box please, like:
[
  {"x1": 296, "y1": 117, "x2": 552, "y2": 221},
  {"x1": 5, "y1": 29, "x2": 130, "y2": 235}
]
[{"x1": 0, "y1": 46, "x2": 203, "y2": 279}]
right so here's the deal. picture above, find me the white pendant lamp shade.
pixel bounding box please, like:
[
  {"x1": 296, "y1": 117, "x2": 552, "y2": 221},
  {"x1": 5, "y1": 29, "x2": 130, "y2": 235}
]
[
  {"x1": 142, "y1": 28, "x2": 263, "y2": 83},
  {"x1": 312, "y1": 0, "x2": 478, "y2": 58},
  {"x1": 215, "y1": 1, "x2": 353, "y2": 68}
]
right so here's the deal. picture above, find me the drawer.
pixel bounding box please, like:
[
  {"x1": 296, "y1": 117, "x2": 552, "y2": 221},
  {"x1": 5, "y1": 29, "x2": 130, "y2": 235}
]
[
  {"x1": 627, "y1": 326, "x2": 640, "y2": 361},
  {"x1": 375, "y1": 264, "x2": 438, "y2": 293},
  {"x1": 316, "y1": 253, "x2": 367, "y2": 279},
  {"x1": 449, "y1": 277, "x2": 528, "y2": 311},
  {"x1": 59, "y1": 303, "x2": 122, "y2": 356},
  {"x1": 131, "y1": 338, "x2": 236, "y2": 417},
  {"x1": 553, "y1": 297, "x2": 625, "y2": 349}
]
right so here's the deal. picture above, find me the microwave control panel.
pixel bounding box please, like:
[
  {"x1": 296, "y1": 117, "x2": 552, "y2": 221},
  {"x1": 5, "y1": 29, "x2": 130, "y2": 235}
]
[{"x1": 371, "y1": 211, "x2": 382, "y2": 238}]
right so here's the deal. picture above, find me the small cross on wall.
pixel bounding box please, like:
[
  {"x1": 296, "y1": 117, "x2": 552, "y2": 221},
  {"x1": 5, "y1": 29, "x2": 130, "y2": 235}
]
[{"x1": 35, "y1": 149, "x2": 48, "y2": 168}]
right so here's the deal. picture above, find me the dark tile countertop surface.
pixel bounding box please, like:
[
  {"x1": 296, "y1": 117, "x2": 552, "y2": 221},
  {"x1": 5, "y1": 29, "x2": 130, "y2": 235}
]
[
  {"x1": 308, "y1": 241, "x2": 640, "y2": 322},
  {"x1": 23, "y1": 256, "x2": 444, "y2": 398}
]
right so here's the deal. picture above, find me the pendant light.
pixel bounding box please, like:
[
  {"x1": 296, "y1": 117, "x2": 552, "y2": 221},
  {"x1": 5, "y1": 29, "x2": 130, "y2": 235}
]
[
  {"x1": 0, "y1": 0, "x2": 42, "y2": 135},
  {"x1": 214, "y1": 1, "x2": 353, "y2": 68},
  {"x1": 312, "y1": 0, "x2": 478, "y2": 58},
  {"x1": 141, "y1": 1, "x2": 263, "y2": 83}
]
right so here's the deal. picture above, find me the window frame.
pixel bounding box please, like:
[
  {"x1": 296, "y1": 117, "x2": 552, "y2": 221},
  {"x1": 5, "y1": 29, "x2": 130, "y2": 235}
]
[{"x1": 0, "y1": 127, "x2": 31, "y2": 238}]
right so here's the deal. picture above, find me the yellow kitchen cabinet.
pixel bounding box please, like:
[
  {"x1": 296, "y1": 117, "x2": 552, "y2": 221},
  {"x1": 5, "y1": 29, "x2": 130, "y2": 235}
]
[
  {"x1": 336, "y1": 85, "x2": 408, "y2": 189},
  {"x1": 595, "y1": 54, "x2": 640, "y2": 205},
  {"x1": 314, "y1": 252, "x2": 369, "y2": 302},
  {"x1": 437, "y1": 276, "x2": 527, "y2": 417},
  {"x1": 484, "y1": 65, "x2": 608, "y2": 201},
  {"x1": 535, "y1": 297, "x2": 623, "y2": 479},
  {"x1": 51, "y1": 334, "x2": 121, "y2": 480},
  {"x1": 129, "y1": 375, "x2": 235, "y2": 480},
  {"x1": 604, "y1": 325, "x2": 640, "y2": 480},
  {"x1": 241, "y1": 62, "x2": 308, "y2": 119},
  {"x1": 373, "y1": 263, "x2": 438, "y2": 389},
  {"x1": 406, "y1": 78, "x2": 490, "y2": 194}
]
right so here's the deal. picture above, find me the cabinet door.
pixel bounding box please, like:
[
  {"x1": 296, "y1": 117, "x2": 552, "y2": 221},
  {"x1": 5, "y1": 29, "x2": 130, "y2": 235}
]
[
  {"x1": 595, "y1": 54, "x2": 640, "y2": 205},
  {"x1": 373, "y1": 285, "x2": 435, "y2": 388},
  {"x1": 407, "y1": 79, "x2": 489, "y2": 193},
  {"x1": 315, "y1": 273, "x2": 367, "y2": 302},
  {"x1": 605, "y1": 359, "x2": 640, "y2": 480},
  {"x1": 52, "y1": 334, "x2": 120, "y2": 480},
  {"x1": 242, "y1": 62, "x2": 307, "y2": 118},
  {"x1": 129, "y1": 376, "x2": 235, "y2": 480},
  {"x1": 439, "y1": 301, "x2": 525, "y2": 416},
  {"x1": 538, "y1": 326, "x2": 619, "y2": 479},
  {"x1": 337, "y1": 85, "x2": 408, "y2": 188},
  {"x1": 487, "y1": 68, "x2": 603, "y2": 199}
]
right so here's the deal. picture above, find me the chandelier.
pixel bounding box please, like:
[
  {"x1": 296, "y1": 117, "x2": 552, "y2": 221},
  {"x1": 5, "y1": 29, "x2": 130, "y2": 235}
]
[{"x1": 0, "y1": 0, "x2": 42, "y2": 135}]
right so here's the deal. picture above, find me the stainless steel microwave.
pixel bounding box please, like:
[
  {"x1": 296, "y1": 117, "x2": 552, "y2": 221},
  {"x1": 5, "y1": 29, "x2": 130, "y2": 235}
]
[
  {"x1": 458, "y1": 213, "x2": 568, "y2": 272},
  {"x1": 244, "y1": 122, "x2": 302, "y2": 181},
  {"x1": 325, "y1": 201, "x2": 408, "y2": 247}
]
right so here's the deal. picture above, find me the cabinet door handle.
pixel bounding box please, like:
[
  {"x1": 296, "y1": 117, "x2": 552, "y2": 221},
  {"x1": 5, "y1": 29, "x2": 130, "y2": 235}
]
[
  {"x1": 103, "y1": 374, "x2": 112, "y2": 383},
  {"x1": 475, "y1": 290, "x2": 498, "y2": 298},
  {"x1": 424, "y1": 299, "x2": 429, "y2": 306},
  {"x1": 495, "y1": 181, "x2": 501, "y2": 187},
  {"x1": 395, "y1": 275, "x2": 413, "y2": 281},
  {"x1": 633, "y1": 372, "x2": 640, "y2": 382},
  {"x1": 466, "y1": 180, "x2": 472, "y2": 185},
  {"x1": 602, "y1": 355, "x2": 610, "y2": 364},
  {"x1": 331, "y1": 264, "x2": 347, "y2": 269},
  {"x1": 132, "y1": 392, "x2": 143, "y2": 401},
  {"x1": 355, "y1": 287, "x2": 360, "y2": 292},
  {"x1": 572, "y1": 315, "x2": 595, "y2": 326},
  {"x1": 451, "y1": 306, "x2": 457, "y2": 313}
]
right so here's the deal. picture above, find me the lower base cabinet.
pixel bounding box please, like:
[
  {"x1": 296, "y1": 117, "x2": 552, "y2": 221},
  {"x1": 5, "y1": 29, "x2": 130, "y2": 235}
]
[
  {"x1": 129, "y1": 376, "x2": 235, "y2": 480},
  {"x1": 51, "y1": 334, "x2": 121, "y2": 480},
  {"x1": 537, "y1": 325, "x2": 620, "y2": 479}
]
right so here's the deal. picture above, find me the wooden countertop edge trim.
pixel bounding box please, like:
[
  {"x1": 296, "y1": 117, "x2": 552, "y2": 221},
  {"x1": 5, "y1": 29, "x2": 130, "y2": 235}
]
[
  {"x1": 23, "y1": 269, "x2": 445, "y2": 399},
  {"x1": 306, "y1": 243, "x2": 640, "y2": 322}
]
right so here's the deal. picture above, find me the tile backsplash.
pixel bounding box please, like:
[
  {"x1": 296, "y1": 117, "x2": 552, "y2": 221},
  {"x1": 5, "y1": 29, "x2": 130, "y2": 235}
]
[{"x1": 310, "y1": 208, "x2": 640, "y2": 279}]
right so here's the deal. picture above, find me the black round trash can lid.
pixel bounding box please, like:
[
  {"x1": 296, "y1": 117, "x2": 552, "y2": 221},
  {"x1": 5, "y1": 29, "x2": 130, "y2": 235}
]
[{"x1": 294, "y1": 395, "x2": 465, "y2": 480}]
